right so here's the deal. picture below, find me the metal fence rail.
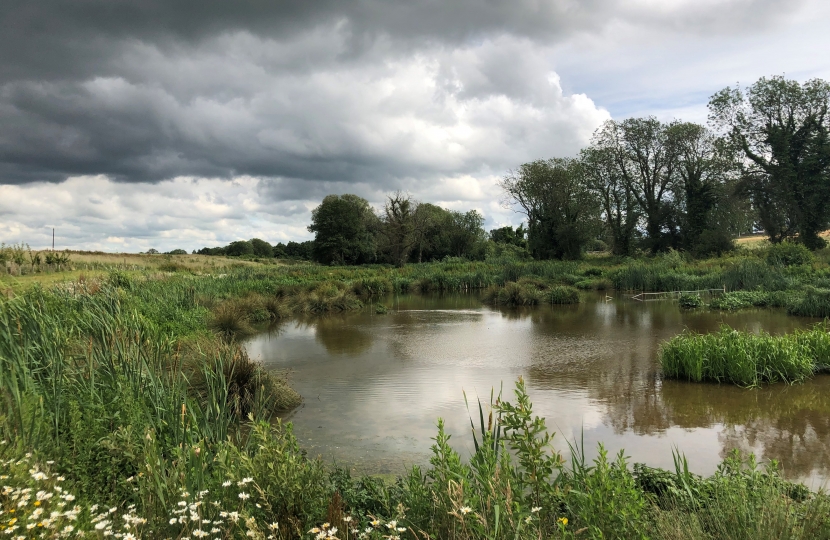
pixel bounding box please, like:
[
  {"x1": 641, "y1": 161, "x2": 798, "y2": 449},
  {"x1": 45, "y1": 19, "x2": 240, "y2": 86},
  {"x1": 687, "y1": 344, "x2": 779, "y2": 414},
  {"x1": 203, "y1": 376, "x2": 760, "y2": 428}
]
[{"x1": 631, "y1": 287, "x2": 727, "y2": 302}]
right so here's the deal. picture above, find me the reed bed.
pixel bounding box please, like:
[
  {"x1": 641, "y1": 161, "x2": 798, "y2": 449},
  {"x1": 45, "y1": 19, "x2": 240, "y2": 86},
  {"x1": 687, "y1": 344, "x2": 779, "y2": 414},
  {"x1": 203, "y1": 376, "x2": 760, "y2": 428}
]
[{"x1": 660, "y1": 324, "x2": 830, "y2": 386}]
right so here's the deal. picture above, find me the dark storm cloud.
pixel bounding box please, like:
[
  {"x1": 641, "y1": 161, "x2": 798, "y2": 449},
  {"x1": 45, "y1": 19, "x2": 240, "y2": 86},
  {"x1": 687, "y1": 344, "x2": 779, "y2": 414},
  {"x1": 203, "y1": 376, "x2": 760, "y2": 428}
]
[{"x1": 0, "y1": 0, "x2": 804, "y2": 186}]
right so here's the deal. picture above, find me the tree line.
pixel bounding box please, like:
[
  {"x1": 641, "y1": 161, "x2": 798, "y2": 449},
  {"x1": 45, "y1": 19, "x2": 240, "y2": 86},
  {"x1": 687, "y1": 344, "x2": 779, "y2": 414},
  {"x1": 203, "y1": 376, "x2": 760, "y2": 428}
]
[
  {"x1": 197, "y1": 75, "x2": 830, "y2": 264},
  {"x1": 502, "y1": 75, "x2": 830, "y2": 258},
  {"x1": 195, "y1": 194, "x2": 491, "y2": 266}
]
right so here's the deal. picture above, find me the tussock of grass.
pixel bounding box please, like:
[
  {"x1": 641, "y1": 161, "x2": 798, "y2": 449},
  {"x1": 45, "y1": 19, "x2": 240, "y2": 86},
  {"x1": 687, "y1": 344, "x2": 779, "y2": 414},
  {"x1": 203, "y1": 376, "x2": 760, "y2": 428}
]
[{"x1": 660, "y1": 324, "x2": 830, "y2": 386}]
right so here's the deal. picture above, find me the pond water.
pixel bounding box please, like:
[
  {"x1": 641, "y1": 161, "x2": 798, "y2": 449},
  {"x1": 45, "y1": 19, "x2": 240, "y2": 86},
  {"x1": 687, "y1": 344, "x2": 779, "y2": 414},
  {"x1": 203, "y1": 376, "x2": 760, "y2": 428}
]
[{"x1": 244, "y1": 293, "x2": 830, "y2": 488}]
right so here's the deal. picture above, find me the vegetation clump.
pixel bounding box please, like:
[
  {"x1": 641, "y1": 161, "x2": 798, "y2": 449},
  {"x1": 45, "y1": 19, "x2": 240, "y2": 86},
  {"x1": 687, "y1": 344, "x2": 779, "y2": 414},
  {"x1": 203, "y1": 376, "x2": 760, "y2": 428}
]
[
  {"x1": 678, "y1": 292, "x2": 703, "y2": 309},
  {"x1": 660, "y1": 324, "x2": 830, "y2": 386}
]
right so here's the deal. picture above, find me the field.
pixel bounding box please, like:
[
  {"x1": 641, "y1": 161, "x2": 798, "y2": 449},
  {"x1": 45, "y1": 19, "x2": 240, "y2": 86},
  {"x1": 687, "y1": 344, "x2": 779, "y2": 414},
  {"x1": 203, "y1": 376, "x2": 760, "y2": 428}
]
[{"x1": 3, "y1": 247, "x2": 830, "y2": 538}]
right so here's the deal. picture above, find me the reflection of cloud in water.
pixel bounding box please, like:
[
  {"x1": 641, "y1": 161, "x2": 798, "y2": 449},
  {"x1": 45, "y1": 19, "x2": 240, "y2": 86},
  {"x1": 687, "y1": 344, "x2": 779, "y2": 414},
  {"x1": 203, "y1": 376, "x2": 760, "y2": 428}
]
[{"x1": 247, "y1": 293, "x2": 830, "y2": 483}]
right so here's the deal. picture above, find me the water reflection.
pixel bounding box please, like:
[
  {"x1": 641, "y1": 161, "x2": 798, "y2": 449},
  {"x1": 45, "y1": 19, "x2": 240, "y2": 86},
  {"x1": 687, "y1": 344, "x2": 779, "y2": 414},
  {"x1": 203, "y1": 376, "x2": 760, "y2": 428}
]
[{"x1": 245, "y1": 293, "x2": 829, "y2": 486}]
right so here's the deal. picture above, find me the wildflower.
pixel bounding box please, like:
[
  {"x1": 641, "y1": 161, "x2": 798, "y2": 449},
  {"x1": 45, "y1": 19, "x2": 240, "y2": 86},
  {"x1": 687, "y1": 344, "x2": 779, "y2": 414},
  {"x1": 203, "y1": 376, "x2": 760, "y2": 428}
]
[
  {"x1": 524, "y1": 516, "x2": 532, "y2": 524},
  {"x1": 123, "y1": 533, "x2": 136, "y2": 540},
  {"x1": 269, "y1": 522, "x2": 279, "y2": 530},
  {"x1": 222, "y1": 481, "x2": 232, "y2": 487},
  {"x1": 531, "y1": 507, "x2": 541, "y2": 513},
  {"x1": 238, "y1": 492, "x2": 250, "y2": 500},
  {"x1": 169, "y1": 518, "x2": 177, "y2": 525},
  {"x1": 343, "y1": 516, "x2": 352, "y2": 523},
  {"x1": 385, "y1": 520, "x2": 396, "y2": 529},
  {"x1": 309, "y1": 527, "x2": 321, "y2": 534},
  {"x1": 61, "y1": 525, "x2": 74, "y2": 534},
  {"x1": 558, "y1": 517, "x2": 568, "y2": 526},
  {"x1": 397, "y1": 527, "x2": 406, "y2": 532},
  {"x1": 370, "y1": 519, "x2": 380, "y2": 527},
  {"x1": 459, "y1": 506, "x2": 472, "y2": 515},
  {"x1": 193, "y1": 530, "x2": 209, "y2": 538}
]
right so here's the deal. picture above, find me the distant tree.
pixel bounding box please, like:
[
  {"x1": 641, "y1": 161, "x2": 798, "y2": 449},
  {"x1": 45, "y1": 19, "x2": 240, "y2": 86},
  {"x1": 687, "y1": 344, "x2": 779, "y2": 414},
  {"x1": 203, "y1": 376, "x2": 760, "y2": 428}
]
[
  {"x1": 284, "y1": 241, "x2": 313, "y2": 260},
  {"x1": 147, "y1": 248, "x2": 159, "y2": 254},
  {"x1": 378, "y1": 192, "x2": 419, "y2": 267},
  {"x1": 709, "y1": 76, "x2": 830, "y2": 249},
  {"x1": 308, "y1": 194, "x2": 378, "y2": 265},
  {"x1": 165, "y1": 249, "x2": 188, "y2": 255},
  {"x1": 581, "y1": 145, "x2": 640, "y2": 256},
  {"x1": 489, "y1": 224, "x2": 527, "y2": 247},
  {"x1": 669, "y1": 122, "x2": 738, "y2": 256},
  {"x1": 500, "y1": 158, "x2": 600, "y2": 260},
  {"x1": 411, "y1": 203, "x2": 452, "y2": 262},
  {"x1": 250, "y1": 238, "x2": 274, "y2": 257},
  {"x1": 446, "y1": 210, "x2": 487, "y2": 259},
  {"x1": 225, "y1": 240, "x2": 254, "y2": 257},
  {"x1": 590, "y1": 118, "x2": 681, "y2": 253}
]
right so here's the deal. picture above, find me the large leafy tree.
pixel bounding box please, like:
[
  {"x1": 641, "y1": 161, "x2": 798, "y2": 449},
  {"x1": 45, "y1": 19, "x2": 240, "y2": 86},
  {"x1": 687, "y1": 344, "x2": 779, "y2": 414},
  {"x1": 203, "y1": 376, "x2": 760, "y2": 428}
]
[
  {"x1": 581, "y1": 145, "x2": 640, "y2": 256},
  {"x1": 669, "y1": 122, "x2": 739, "y2": 255},
  {"x1": 590, "y1": 118, "x2": 681, "y2": 253},
  {"x1": 308, "y1": 194, "x2": 378, "y2": 265},
  {"x1": 709, "y1": 76, "x2": 830, "y2": 249},
  {"x1": 500, "y1": 158, "x2": 600, "y2": 260}
]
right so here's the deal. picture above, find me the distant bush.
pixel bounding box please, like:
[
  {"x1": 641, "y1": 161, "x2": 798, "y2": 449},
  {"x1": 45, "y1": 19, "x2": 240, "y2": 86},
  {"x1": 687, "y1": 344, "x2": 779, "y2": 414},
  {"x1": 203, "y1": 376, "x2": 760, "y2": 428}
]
[
  {"x1": 678, "y1": 293, "x2": 702, "y2": 309},
  {"x1": 767, "y1": 241, "x2": 814, "y2": 266},
  {"x1": 546, "y1": 285, "x2": 580, "y2": 304}
]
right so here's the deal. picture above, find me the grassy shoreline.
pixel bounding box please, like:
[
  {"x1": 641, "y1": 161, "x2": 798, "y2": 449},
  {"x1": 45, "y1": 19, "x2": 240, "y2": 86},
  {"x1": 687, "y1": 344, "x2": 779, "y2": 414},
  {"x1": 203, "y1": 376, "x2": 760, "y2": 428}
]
[{"x1": 3, "y1": 252, "x2": 830, "y2": 537}]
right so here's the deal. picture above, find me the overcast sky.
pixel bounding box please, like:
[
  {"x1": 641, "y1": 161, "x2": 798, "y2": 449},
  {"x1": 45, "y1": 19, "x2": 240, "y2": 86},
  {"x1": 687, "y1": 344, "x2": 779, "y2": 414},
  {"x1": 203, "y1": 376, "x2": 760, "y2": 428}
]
[{"x1": 1, "y1": 0, "x2": 829, "y2": 252}]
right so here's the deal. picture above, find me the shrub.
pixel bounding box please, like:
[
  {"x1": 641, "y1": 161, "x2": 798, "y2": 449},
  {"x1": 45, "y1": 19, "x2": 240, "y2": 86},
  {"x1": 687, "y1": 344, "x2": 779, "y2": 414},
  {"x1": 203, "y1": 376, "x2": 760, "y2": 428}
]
[
  {"x1": 767, "y1": 241, "x2": 814, "y2": 266},
  {"x1": 546, "y1": 285, "x2": 580, "y2": 305},
  {"x1": 678, "y1": 293, "x2": 702, "y2": 309},
  {"x1": 788, "y1": 286, "x2": 830, "y2": 318}
]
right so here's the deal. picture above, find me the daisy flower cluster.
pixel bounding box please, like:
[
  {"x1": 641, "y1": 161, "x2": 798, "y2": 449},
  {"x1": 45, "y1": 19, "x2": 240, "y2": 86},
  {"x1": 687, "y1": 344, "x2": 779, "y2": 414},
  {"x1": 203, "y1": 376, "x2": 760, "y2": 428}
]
[
  {"x1": 307, "y1": 515, "x2": 409, "y2": 540},
  {"x1": 0, "y1": 452, "x2": 149, "y2": 539}
]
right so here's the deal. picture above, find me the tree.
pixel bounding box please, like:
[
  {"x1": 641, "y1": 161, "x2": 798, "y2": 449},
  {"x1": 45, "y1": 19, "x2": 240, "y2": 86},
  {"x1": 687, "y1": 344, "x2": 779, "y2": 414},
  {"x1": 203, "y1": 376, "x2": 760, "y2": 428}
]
[
  {"x1": 489, "y1": 224, "x2": 527, "y2": 247},
  {"x1": 592, "y1": 118, "x2": 681, "y2": 253},
  {"x1": 378, "y1": 192, "x2": 419, "y2": 267},
  {"x1": 581, "y1": 146, "x2": 640, "y2": 256},
  {"x1": 669, "y1": 122, "x2": 738, "y2": 255},
  {"x1": 709, "y1": 76, "x2": 830, "y2": 249},
  {"x1": 308, "y1": 194, "x2": 378, "y2": 265},
  {"x1": 250, "y1": 238, "x2": 274, "y2": 257},
  {"x1": 446, "y1": 210, "x2": 487, "y2": 259},
  {"x1": 500, "y1": 158, "x2": 600, "y2": 260},
  {"x1": 225, "y1": 240, "x2": 254, "y2": 257},
  {"x1": 411, "y1": 203, "x2": 451, "y2": 263}
]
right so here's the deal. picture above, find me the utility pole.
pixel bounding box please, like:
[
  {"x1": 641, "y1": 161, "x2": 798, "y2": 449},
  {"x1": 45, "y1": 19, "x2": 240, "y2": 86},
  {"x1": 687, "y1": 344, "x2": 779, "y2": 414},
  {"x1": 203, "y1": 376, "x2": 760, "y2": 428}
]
[{"x1": 52, "y1": 228, "x2": 55, "y2": 251}]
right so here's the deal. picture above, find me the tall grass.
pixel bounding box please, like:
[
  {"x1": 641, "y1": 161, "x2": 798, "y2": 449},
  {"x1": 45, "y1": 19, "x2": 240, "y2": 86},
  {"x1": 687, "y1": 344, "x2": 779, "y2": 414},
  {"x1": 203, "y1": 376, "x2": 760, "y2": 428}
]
[{"x1": 660, "y1": 324, "x2": 830, "y2": 386}]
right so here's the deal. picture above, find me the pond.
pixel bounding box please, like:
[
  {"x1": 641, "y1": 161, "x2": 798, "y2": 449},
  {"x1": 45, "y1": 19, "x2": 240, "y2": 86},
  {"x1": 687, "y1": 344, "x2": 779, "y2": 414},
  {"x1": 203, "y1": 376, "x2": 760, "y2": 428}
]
[{"x1": 244, "y1": 293, "x2": 830, "y2": 488}]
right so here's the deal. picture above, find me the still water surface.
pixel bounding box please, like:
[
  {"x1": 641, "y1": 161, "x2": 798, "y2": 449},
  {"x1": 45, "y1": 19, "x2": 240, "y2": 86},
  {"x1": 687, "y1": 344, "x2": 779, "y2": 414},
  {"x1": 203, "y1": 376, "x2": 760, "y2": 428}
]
[{"x1": 245, "y1": 293, "x2": 830, "y2": 487}]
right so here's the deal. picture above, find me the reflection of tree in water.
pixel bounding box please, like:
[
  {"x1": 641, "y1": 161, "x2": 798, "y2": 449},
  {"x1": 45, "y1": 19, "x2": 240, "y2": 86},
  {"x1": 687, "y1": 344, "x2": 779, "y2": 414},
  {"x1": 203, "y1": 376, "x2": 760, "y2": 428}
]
[
  {"x1": 313, "y1": 314, "x2": 374, "y2": 355},
  {"x1": 520, "y1": 298, "x2": 830, "y2": 479}
]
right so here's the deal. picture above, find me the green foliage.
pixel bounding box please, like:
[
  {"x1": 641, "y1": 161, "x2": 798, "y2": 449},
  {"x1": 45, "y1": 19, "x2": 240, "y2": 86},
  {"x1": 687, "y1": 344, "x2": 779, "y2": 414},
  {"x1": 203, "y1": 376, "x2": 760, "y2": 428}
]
[
  {"x1": 501, "y1": 158, "x2": 601, "y2": 260},
  {"x1": 767, "y1": 241, "x2": 815, "y2": 267},
  {"x1": 546, "y1": 285, "x2": 580, "y2": 304},
  {"x1": 660, "y1": 324, "x2": 828, "y2": 386},
  {"x1": 788, "y1": 286, "x2": 830, "y2": 317},
  {"x1": 308, "y1": 194, "x2": 379, "y2": 265},
  {"x1": 709, "y1": 76, "x2": 830, "y2": 250},
  {"x1": 678, "y1": 293, "x2": 702, "y2": 308}
]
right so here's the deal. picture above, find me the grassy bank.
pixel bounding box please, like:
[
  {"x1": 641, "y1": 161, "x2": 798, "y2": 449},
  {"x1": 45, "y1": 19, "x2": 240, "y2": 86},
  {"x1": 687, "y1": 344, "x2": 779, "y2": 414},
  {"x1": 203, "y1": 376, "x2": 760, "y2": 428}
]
[
  {"x1": 660, "y1": 324, "x2": 830, "y2": 386},
  {"x1": 1, "y1": 362, "x2": 828, "y2": 539}
]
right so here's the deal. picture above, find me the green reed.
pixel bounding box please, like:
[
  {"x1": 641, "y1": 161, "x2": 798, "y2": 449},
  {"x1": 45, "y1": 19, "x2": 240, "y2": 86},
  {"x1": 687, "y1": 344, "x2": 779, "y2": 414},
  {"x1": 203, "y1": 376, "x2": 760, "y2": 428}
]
[{"x1": 660, "y1": 325, "x2": 829, "y2": 386}]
